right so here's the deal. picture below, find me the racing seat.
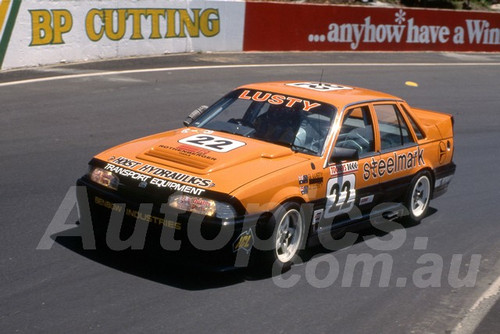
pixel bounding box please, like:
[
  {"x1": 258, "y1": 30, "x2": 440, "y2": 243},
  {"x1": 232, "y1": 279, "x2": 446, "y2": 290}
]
[
  {"x1": 335, "y1": 126, "x2": 374, "y2": 155},
  {"x1": 254, "y1": 106, "x2": 300, "y2": 144}
]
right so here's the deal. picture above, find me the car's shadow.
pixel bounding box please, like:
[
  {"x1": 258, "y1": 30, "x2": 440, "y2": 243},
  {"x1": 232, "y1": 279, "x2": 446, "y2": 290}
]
[
  {"x1": 54, "y1": 207, "x2": 436, "y2": 290},
  {"x1": 55, "y1": 232, "x2": 248, "y2": 290},
  {"x1": 295, "y1": 208, "x2": 436, "y2": 265}
]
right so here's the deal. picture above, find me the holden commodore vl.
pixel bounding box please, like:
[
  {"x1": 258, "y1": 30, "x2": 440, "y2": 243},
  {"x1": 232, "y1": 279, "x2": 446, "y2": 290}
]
[{"x1": 76, "y1": 81, "x2": 455, "y2": 272}]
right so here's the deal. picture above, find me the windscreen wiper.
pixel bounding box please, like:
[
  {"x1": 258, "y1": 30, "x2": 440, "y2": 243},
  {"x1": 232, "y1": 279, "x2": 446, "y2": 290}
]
[
  {"x1": 290, "y1": 143, "x2": 318, "y2": 155},
  {"x1": 274, "y1": 140, "x2": 318, "y2": 155}
]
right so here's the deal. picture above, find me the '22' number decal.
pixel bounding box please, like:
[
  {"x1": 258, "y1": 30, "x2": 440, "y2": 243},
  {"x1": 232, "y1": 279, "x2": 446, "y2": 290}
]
[
  {"x1": 324, "y1": 174, "x2": 356, "y2": 219},
  {"x1": 186, "y1": 136, "x2": 232, "y2": 150},
  {"x1": 179, "y1": 134, "x2": 246, "y2": 153}
]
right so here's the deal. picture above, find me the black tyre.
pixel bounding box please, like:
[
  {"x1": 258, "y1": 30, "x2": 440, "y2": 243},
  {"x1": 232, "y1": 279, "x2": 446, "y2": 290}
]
[
  {"x1": 248, "y1": 202, "x2": 306, "y2": 275},
  {"x1": 403, "y1": 171, "x2": 432, "y2": 223}
]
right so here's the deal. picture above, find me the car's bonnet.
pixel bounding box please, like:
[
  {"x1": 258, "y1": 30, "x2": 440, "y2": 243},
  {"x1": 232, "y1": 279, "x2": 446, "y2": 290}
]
[{"x1": 94, "y1": 128, "x2": 311, "y2": 194}]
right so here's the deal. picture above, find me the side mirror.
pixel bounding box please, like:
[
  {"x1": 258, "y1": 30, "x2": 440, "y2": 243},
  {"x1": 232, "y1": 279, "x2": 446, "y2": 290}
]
[
  {"x1": 183, "y1": 105, "x2": 208, "y2": 127},
  {"x1": 330, "y1": 147, "x2": 359, "y2": 164}
]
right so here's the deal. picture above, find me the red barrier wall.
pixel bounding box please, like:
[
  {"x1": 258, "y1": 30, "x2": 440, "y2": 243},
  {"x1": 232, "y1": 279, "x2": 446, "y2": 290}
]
[{"x1": 243, "y1": 2, "x2": 500, "y2": 52}]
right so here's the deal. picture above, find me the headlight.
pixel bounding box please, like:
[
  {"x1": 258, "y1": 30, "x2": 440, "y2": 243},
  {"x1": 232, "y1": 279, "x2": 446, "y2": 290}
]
[
  {"x1": 89, "y1": 167, "x2": 119, "y2": 190},
  {"x1": 168, "y1": 194, "x2": 236, "y2": 219}
]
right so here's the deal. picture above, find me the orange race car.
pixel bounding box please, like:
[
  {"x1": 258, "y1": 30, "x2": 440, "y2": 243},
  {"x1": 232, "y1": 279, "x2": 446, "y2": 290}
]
[{"x1": 76, "y1": 81, "x2": 455, "y2": 271}]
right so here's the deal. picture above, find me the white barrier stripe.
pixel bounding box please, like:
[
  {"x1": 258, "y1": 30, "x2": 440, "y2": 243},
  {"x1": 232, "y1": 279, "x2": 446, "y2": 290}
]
[{"x1": 0, "y1": 62, "x2": 499, "y2": 87}]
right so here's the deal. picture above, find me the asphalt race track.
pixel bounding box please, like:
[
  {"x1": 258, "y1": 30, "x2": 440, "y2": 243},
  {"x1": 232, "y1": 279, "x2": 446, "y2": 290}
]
[{"x1": 1, "y1": 52, "x2": 500, "y2": 334}]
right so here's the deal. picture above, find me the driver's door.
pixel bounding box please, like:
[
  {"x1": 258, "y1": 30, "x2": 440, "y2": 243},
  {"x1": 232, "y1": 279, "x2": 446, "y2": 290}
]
[{"x1": 322, "y1": 105, "x2": 382, "y2": 224}]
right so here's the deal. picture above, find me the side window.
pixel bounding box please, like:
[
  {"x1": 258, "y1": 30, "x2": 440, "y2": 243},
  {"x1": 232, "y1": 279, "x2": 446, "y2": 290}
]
[
  {"x1": 334, "y1": 106, "x2": 375, "y2": 157},
  {"x1": 374, "y1": 104, "x2": 414, "y2": 151}
]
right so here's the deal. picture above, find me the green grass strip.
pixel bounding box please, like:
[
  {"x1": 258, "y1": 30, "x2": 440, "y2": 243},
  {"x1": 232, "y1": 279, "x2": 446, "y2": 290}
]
[{"x1": 0, "y1": 0, "x2": 22, "y2": 69}]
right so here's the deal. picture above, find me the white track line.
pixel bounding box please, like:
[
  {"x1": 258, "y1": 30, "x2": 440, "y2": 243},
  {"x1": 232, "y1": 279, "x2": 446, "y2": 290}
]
[
  {"x1": 453, "y1": 271, "x2": 500, "y2": 334},
  {"x1": 0, "y1": 62, "x2": 499, "y2": 87}
]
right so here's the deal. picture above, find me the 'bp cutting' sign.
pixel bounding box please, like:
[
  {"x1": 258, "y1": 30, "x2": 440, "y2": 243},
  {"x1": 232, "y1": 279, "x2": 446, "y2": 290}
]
[{"x1": 1, "y1": 0, "x2": 245, "y2": 70}]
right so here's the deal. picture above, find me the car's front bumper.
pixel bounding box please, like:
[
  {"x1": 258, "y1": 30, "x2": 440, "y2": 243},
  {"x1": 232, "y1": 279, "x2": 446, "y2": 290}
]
[{"x1": 76, "y1": 177, "x2": 261, "y2": 271}]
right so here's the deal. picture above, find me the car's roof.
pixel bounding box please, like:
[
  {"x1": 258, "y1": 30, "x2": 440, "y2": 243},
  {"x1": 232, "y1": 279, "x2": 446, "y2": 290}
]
[{"x1": 239, "y1": 81, "x2": 403, "y2": 109}]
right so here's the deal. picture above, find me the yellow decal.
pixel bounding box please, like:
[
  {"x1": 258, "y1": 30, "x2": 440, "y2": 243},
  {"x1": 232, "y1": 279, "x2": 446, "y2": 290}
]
[
  {"x1": 0, "y1": 1, "x2": 10, "y2": 32},
  {"x1": 30, "y1": 9, "x2": 73, "y2": 46},
  {"x1": 85, "y1": 8, "x2": 220, "y2": 42},
  {"x1": 28, "y1": 7, "x2": 221, "y2": 46},
  {"x1": 233, "y1": 229, "x2": 254, "y2": 253},
  {"x1": 234, "y1": 235, "x2": 252, "y2": 250},
  {"x1": 94, "y1": 196, "x2": 181, "y2": 230}
]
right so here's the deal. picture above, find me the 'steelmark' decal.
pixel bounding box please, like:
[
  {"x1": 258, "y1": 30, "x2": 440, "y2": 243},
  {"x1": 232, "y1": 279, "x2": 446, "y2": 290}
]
[{"x1": 363, "y1": 148, "x2": 425, "y2": 180}]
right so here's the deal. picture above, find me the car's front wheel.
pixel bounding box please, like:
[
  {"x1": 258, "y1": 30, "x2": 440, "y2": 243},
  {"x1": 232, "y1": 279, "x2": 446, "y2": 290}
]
[
  {"x1": 249, "y1": 202, "x2": 306, "y2": 275},
  {"x1": 274, "y1": 204, "x2": 304, "y2": 264}
]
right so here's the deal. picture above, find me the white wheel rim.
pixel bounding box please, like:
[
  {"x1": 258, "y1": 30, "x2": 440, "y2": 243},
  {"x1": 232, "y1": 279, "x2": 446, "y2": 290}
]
[
  {"x1": 411, "y1": 176, "x2": 430, "y2": 218},
  {"x1": 275, "y1": 209, "x2": 303, "y2": 263}
]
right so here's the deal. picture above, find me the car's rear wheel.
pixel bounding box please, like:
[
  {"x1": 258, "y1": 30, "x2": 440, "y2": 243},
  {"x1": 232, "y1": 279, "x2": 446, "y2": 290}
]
[
  {"x1": 249, "y1": 202, "x2": 306, "y2": 275},
  {"x1": 404, "y1": 171, "x2": 432, "y2": 223}
]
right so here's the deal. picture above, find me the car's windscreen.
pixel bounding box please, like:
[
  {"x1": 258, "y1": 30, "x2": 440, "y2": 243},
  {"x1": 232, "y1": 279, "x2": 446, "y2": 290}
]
[{"x1": 192, "y1": 89, "x2": 336, "y2": 156}]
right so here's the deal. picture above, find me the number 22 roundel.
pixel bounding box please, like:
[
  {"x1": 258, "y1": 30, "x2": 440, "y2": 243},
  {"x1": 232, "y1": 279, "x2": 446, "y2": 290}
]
[
  {"x1": 179, "y1": 134, "x2": 246, "y2": 153},
  {"x1": 324, "y1": 174, "x2": 356, "y2": 219}
]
